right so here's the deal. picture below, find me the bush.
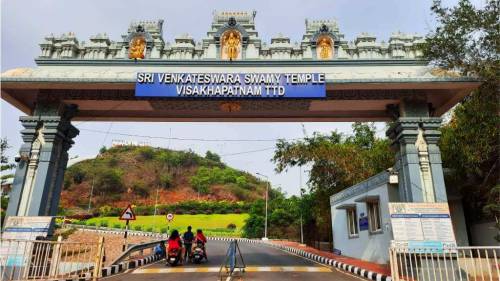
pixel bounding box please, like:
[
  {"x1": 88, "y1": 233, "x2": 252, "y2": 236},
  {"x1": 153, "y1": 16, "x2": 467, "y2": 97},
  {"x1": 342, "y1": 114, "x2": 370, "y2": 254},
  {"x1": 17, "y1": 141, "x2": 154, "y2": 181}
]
[
  {"x1": 67, "y1": 213, "x2": 94, "y2": 220},
  {"x1": 137, "y1": 147, "x2": 155, "y2": 160},
  {"x1": 87, "y1": 221, "x2": 96, "y2": 227},
  {"x1": 160, "y1": 227, "x2": 168, "y2": 234},
  {"x1": 159, "y1": 174, "x2": 172, "y2": 189},
  {"x1": 205, "y1": 150, "x2": 221, "y2": 162},
  {"x1": 99, "y1": 221, "x2": 108, "y2": 227},
  {"x1": 132, "y1": 180, "x2": 149, "y2": 197},
  {"x1": 227, "y1": 223, "x2": 237, "y2": 230},
  {"x1": 68, "y1": 165, "x2": 86, "y2": 184},
  {"x1": 99, "y1": 146, "x2": 107, "y2": 154},
  {"x1": 107, "y1": 157, "x2": 118, "y2": 167},
  {"x1": 98, "y1": 205, "x2": 120, "y2": 217},
  {"x1": 134, "y1": 225, "x2": 142, "y2": 231},
  {"x1": 113, "y1": 223, "x2": 121, "y2": 229},
  {"x1": 95, "y1": 168, "x2": 124, "y2": 194},
  {"x1": 146, "y1": 226, "x2": 154, "y2": 232}
]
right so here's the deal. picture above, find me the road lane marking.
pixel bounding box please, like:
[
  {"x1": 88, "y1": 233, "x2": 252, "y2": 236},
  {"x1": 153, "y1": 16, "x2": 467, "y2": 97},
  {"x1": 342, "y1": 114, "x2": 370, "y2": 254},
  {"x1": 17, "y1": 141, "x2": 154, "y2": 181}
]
[{"x1": 132, "y1": 266, "x2": 332, "y2": 273}]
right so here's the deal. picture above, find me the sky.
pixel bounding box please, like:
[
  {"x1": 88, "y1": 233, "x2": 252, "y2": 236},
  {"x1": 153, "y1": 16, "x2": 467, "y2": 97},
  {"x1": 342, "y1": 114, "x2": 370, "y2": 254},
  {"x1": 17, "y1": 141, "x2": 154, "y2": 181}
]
[{"x1": 0, "y1": 0, "x2": 477, "y2": 196}]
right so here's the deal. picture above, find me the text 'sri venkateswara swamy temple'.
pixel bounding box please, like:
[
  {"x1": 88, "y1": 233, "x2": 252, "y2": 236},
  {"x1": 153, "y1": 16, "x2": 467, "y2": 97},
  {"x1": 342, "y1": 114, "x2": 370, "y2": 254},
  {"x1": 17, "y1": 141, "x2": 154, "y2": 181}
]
[{"x1": 1, "y1": 11, "x2": 487, "y2": 263}]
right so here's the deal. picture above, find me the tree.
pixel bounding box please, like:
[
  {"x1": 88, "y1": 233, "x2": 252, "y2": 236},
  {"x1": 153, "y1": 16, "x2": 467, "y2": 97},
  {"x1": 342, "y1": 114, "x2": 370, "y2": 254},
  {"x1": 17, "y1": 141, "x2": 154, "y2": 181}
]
[
  {"x1": 243, "y1": 199, "x2": 265, "y2": 238},
  {"x1": 1, "y1": 138, "x2": 16, "y2": 180},
  {"x1": 1, "y1": 138, "x2": 16, "y2": 224},
  {"x1": 95, "y1": 168, "x2": 125, "y2": 195},
  {"x1": 205, "y1": 150, "x2": 221, "y2": 163},
  {"x1": 423, "y1": 0, "x2": 499, "y2": 238},
  {"x1": 272, "y1": 123, "x2": 393, "y2": 242}
]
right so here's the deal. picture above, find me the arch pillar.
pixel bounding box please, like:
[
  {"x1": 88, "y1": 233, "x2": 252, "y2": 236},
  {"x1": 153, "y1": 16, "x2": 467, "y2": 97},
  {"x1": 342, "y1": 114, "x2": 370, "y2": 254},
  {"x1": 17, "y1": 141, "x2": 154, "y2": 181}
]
[
  {"x1": 6, "y1": 102, "x2": 79, "y2": 217},
  {"x1": 386, "y1": 97, "x2": 447, "y2": 203}
]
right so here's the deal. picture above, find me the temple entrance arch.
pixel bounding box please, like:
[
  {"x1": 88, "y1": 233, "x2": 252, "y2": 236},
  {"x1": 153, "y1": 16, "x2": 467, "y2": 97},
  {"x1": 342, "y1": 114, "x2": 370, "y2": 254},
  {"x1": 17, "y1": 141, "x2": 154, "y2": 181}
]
[{"x1": 1, "y1": 11, "x2": 479, "y2": 218}]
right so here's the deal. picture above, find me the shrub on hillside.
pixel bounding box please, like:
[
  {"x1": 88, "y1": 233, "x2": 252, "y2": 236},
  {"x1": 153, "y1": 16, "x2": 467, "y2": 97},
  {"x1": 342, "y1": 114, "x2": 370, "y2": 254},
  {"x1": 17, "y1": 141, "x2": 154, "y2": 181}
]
[
  {"x1": 99, "y1": 221, "x2": 108, "y2": 227},
  {"x1": 136, "y1": 205, "x2": 155, "y2": 216},
  {"x1": 107, "y1": 157, "x2": 118, "y2": 167},
  {"x1": 227, "y1": 223, "x2": 236, "y2": 230},
  {"x1": 132, "y1": 180, "x2": 149, "y2": 197},
  {"x1": 99, "y1": 146, "x2": 107, "y2": 154},
  {"x1": 205, "y1": 150, "x2": 221, "y2": 163},
  {"x1": 113, "y1": 223, "x2": 121, "y2": 229},
  {"x1": 137, "y1": 147, "x2": 155, "y2": 160},
  {"x1": 68, "y1": 213, "x2": 94, "y2": 220},
  {"x1": 98, "y1": 205, "x2": 121, "y2": 217},
  {"x1": 134, "y1": 225, "x2": 142, "y2": 231},
  {"x1": 159, "y1": 174, "x2": 172, "y2": 189},
  {"x1": 95, "y1": 168, "x2": 124, "y2": 195}
]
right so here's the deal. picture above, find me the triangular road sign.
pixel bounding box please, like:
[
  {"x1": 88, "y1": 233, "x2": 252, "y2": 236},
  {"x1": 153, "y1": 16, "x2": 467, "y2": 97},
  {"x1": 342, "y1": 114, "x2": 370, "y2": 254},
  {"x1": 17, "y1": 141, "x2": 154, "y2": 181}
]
[{"x1": 119, "y1": 204, "x2": 136, "y2": 220}]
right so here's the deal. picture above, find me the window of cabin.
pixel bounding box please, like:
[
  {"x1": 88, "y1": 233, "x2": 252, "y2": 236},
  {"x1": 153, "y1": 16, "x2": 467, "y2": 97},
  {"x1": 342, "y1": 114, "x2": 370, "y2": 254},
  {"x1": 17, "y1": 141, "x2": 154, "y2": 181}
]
[
  {"x1": 346, "y1": 207, "x2": 359, "y2": 238},
  {"x1": 367, "y1": 200, "x2": 382, "y2": 233}
]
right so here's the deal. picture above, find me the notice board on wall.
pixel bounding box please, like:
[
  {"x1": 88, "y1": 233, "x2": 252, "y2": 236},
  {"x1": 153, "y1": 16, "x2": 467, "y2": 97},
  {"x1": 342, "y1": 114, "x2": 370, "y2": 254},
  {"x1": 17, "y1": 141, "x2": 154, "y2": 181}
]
[{"x1": 388, "y1": 203, "x2": 456, "y2": 243}]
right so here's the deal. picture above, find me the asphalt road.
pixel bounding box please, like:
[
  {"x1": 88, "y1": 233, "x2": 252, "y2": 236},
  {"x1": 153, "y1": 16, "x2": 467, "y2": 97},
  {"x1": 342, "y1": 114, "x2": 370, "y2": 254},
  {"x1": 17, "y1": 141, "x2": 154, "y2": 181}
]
[{"x1": 104, "y1": 240, "x2": 360, "y2": 281}]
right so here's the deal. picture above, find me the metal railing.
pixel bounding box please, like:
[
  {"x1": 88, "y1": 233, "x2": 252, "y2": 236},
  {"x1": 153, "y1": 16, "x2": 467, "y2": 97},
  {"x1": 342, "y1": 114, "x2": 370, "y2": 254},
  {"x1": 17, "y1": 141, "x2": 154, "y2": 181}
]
[
  {"x1": 0, "y1": 236, "x2": 104, "y2": 281},
  {"x1": 390, "y1": 242, "x2": 500, "y2": 281},
  {"x1": 110, "y1": 239, "x2": 165, "y2": 265}
]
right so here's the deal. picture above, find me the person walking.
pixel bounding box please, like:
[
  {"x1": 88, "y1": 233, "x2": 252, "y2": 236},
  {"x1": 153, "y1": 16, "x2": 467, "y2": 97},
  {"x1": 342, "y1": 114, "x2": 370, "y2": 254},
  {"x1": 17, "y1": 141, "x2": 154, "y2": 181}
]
[{"x1": 182, "y1": 226, "x2": 194, "y2": 262}]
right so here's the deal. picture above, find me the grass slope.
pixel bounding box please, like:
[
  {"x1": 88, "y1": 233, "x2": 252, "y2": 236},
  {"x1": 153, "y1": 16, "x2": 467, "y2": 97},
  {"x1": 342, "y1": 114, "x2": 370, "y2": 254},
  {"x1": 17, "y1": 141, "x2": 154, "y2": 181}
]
[{"x1": 85, "y1": 214, "x2": 249, "y2": 237}]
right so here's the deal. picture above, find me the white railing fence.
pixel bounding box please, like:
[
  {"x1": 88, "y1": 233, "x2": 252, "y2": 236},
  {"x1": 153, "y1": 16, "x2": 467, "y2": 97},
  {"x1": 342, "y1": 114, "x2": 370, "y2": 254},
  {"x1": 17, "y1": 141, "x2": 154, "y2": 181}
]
[
  {"x1": 390, "y1": 243, "x2": 500, "y2": 281},
  {"x1": 0, "y1": 236, "x2": 104, "y2": 281}
]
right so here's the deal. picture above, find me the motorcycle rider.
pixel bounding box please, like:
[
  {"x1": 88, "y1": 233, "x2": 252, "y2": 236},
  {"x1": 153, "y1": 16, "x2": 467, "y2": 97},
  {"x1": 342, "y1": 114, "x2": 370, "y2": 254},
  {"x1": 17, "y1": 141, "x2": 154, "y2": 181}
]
[
  {"x1": 194, "y1": 229, "x2": 208, "y2": 261},
  {"x1": 167, "y1": 229, "x2": 184, "y2": 265},
  {"x1": 182, "y1": 226, "x2": 194, "y2": 262}
]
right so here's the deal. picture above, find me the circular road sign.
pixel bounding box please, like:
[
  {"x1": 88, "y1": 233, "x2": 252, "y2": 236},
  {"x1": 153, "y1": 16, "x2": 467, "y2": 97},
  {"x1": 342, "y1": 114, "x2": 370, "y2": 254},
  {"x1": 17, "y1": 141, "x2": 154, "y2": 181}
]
[{"x1": 166, "y1": 213, "x2": 174, "y2": 221}]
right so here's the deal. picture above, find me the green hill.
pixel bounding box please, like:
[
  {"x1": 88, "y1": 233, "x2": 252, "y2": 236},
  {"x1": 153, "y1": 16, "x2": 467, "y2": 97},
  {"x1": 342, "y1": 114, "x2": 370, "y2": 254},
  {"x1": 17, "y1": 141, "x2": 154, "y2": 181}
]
[{"x1": 61, "y1": 145, "x2": 267, "y2": 214}]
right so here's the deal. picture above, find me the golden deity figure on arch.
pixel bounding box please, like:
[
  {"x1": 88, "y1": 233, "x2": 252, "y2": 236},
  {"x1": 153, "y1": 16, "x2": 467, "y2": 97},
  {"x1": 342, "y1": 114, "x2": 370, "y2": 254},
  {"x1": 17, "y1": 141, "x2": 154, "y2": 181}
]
[
  {"x1": 129, "y1": 36, "x2": 146, "y2": 60},
  {"x1": 317, "y1": 36, "x2": 333, "y2": 60},
  {"x1": 221, "y1": 30, "x2": 241, "y2": 60}
]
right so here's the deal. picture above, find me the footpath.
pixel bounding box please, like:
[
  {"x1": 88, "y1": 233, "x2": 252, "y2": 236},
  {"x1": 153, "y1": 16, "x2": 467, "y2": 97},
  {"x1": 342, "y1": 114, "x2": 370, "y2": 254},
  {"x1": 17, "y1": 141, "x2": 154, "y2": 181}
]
[{"x1": 270, "y1": 240, "x2": 391, "y2": 276}]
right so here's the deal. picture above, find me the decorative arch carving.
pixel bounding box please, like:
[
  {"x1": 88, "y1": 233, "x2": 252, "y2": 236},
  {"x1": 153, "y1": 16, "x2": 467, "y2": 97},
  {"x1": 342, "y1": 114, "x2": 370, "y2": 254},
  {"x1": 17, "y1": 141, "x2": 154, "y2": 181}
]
[
  {"x1": 126, "y1": 25, "x2": 153, "y2": 60},
  {"x1": 221, "y1": 30, "x2": 242, "y2": 60},
  {"x1": 129, "y1": 36, "x2": 146, "y2": 59},
  {"x1": 317, "y1": 35, "x2": 333, "y2": 60}
]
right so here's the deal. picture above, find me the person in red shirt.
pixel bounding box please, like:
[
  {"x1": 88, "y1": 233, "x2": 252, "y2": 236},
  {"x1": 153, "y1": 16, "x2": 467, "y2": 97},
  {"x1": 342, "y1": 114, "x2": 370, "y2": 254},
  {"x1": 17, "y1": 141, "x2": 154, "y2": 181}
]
[
  {"x1": 167, "y1": 230, "x2": 184, "y2": 264},
  {"x1": 194, "y1": 229, "x2": 208, "y2": 260}
]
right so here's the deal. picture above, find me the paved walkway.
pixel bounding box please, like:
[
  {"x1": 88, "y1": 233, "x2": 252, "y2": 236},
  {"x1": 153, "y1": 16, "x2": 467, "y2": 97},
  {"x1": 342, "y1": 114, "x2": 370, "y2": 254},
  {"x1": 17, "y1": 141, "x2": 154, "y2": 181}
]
[{"x1": 270, "y1": 240, "x2": 391, "y2": 275}]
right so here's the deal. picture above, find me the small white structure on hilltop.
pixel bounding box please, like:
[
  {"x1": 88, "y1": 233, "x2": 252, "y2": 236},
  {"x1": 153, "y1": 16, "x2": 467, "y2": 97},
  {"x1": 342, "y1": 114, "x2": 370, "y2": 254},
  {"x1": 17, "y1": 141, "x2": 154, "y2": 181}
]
[{"x1": 111, "y1": 139, "x2": 150, "y2": 147}]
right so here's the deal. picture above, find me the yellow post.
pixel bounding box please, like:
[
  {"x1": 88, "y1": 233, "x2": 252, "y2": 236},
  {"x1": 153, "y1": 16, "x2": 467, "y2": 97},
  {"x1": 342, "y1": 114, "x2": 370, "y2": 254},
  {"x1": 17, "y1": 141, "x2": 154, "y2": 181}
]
[{"x1": 93, "y1": 236, "x2": 105, "y2": 281}]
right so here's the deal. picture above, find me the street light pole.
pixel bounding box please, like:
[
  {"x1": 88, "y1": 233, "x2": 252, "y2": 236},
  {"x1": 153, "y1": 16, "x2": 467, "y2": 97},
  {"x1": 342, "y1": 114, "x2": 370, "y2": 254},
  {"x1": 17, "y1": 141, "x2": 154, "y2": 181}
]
[
  {"x1": 256, "y1": 172, "x2": 269, "y2": 240},
  {"x1": 299, "y1": 166, "x2": 304, "y2": 245}
]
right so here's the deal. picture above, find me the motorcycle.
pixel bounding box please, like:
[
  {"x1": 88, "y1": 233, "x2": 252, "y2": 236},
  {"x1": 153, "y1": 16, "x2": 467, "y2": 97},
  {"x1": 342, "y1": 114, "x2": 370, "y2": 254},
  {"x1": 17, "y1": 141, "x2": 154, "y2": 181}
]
[
  {"x1": 191, "y1": 240, "x2": 205, "y2": 264},
  {"x1": 166, "y1": 249, "x2": 181, "y2": 266}
]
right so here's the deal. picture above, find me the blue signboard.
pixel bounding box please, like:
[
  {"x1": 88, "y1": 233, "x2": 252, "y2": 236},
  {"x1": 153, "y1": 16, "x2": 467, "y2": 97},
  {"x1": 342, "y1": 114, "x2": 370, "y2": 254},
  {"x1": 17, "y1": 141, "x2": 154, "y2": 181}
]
[
  {"x1": 135, "y1": 73, "x2": 326, "y2": 98},
  {"x1": 359, "y1": 216, "x2": 369, "y2": 231}
]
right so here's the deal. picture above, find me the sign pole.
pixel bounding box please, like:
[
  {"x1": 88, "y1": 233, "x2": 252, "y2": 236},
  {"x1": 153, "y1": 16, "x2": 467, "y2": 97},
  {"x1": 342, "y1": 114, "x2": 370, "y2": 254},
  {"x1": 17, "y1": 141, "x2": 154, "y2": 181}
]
[
  {"x1": 123, "y1": 219, "x2": 129, "y2": 252},
  {"x1": 119, "y1": 204, "x2": 136, "y2": 252},
  {"x1": 165, "y1": 213, "x2": 174, "y2": 237}
]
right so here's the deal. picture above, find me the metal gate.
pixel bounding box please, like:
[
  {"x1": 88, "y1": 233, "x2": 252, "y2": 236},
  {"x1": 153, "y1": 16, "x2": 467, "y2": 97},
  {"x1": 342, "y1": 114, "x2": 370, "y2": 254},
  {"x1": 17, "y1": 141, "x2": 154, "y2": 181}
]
[
  {"x1": 0, "y1": 236, "x2": 104, "y2": 281},
  {"x1": 389, "y1": 243, "x2": 500, "y2": 281}
]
